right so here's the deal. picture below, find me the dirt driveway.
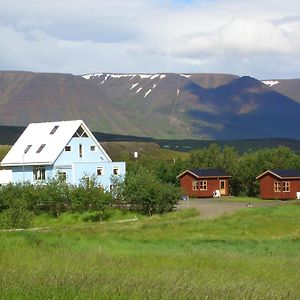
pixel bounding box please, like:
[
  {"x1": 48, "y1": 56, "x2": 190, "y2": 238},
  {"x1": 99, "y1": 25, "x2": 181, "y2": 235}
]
[{"x1": 178, "y1": 198, "x2": 282, "y2": 219}]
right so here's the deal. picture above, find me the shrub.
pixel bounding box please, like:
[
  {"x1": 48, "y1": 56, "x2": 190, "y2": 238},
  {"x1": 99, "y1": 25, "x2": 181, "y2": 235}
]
[
  {"x1": 70, "y1": 176, "x2": 112, "y2": 220},
  {"x1": 0, "y1": 198, "x2": 34, "y2": 229},
  {"x1": 122, "y1": 166, "x2": 181, "y2": 215}
]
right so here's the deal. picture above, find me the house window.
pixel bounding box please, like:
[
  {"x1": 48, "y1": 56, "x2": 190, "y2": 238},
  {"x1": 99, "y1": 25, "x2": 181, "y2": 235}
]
[
  {"x1": 73, "y1": 125, "x2": 88, "y2": 137},
  {"x1": 50, "y1": 125, "x2": 59, "y2": 135},
  {"x1": 274, "y1": 181, "x2": 281, "y2": 192},
  {"x1": 199, "y1": 180, "x2": 207, "y2": 191},
  {"x1": 113, "y1": 167, "x2": 120, "y2": 176},
  {"x1": 33, "y1": 166, "x2": 46, "y2": 181},
  {"x1": 90, "y1": 145, "x2": 96, "y2": 151},
  {"x1": 57, "y1": 171, "x2": 67, "y2": 181},
  {"x1": 65, "y1": 146, "x2": 71, "y2": 152},
  {"x1": 24, "y1": 144, "x2": 32, "y2": 154},
  {"x1": 36, "y1": 144, "x2": 46, "y2": 153},
  {"x1": 192, "y1": 180, "x2": 199, "y2": 191},
  {"x1": 79, "y1": 144, "x2": 83, "y2": 158},
  {"x1": 282, "y1": 181, "x2": 290, "y2": 192},
  {"x1": 97, "y1": 167, "x2": 104, "y2": 176}
]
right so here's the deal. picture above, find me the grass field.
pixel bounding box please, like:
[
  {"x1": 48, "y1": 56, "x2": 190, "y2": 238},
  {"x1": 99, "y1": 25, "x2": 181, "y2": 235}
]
[{"x1": 1, "y1": 203, "x2": 300, "y2": 299}]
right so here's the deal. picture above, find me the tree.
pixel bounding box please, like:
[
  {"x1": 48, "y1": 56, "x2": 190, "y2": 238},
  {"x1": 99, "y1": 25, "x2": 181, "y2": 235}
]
[{"x1": 122, "y1": 165, "x2": 181, "y2": 215}]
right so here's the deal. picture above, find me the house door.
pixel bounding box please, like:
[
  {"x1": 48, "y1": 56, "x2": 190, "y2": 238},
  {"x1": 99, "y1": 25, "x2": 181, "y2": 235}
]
[{"x1": 219, "y1": 180, "x2": 226, "y2": 195}]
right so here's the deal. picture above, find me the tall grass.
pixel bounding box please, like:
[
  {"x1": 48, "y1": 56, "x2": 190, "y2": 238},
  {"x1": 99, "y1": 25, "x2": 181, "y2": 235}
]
[{"x1": 1, "y1": 205, "x2": 300, "y2": 299}]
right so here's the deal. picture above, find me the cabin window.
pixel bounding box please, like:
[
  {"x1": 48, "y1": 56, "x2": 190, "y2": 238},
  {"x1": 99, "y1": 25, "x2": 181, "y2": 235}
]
[
  {"x1": 97, "y1": 167, "x2": 104, "y2": 176},
  {"x1": 274, "y1": 181, "x2": 281, "y2": 192},
  {"x1": 50, "y1": 125, "x2": 59, "y2": 135},
  {"x1": 36, "y1": 144, "x2": 46, "y2": 153},
  {"x1": 24, "y1": 144, "x2": 32, "y2": 154},
  {"x1": 65, "y1": 146, "x2": 71, "y2": 152},
  {"x1": 33, "y1": 166, "x2": 46, "y2": 181},
  {"x1": 199, "y1": 180, "x2": 207, "y2": 191},
  {"x1": 90, "y1": 145, "x2": 96, "y2": 151},
  {"x1": 113, "y1": 167, "x2": 120, "y2": 176},
  {"x1": 79, "y1": 144, "x2": 83, "y2": 158},
  {"x1": 282, "y1": 181, "x2": 290, "y2": 192},
  {"x1": 192, "y1": 180, "x2": 199, "y2": 191}
]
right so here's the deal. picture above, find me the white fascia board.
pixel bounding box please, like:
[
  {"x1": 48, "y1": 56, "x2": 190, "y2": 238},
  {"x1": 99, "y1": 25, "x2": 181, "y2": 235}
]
[{"x1": 80, "y1": 121, "x2": 112, "y2": 162}]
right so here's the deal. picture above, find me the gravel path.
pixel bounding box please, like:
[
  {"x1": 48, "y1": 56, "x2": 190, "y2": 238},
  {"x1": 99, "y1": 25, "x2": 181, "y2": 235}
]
[{"x1": 178, "y1": 198, "x2": 282, "y2": 219}]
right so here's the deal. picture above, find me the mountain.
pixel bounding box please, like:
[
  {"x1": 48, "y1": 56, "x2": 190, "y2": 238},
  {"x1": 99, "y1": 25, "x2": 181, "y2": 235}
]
[
  {"x1": 262, "y1": 79, "x2": 300, "y2": 103},
  {"x1": 0, "y1": 70, "x2": 300, "y2": 140}
]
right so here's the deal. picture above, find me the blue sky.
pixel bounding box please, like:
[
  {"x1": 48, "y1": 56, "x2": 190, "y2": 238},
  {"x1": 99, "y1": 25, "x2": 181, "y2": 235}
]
[{"x1": 0, "y1": 0, "x2": 300, "y2": 79}]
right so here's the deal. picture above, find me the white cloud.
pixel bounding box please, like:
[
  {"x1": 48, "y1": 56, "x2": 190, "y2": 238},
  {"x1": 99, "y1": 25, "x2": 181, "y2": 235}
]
[{"x1": 0, "y1": 0, "x2": 300, "y2": 78}]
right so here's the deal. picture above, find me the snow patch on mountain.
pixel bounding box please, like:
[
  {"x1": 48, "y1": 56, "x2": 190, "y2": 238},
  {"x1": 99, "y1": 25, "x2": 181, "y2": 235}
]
[
  {"x1": 82, "y1": 73, "x2": 168, "y2": 81},
  {"x1": 144, "y1": 89, "x2": 152, "y2": 98},
  {"x1": 262, "y1": 80, "x2": 279, "y2": 87},
  {"x1": 180, "y1": 74, "x2": 191, "y2": 78},
  {"x1": 82, "y1": 73, "x2": 102, "y2": 79},
  {"x1": 101, "y1": 74, "x2": 109, "y2": 84},
  {"x1": 130, "y1": 83, "x2": 139, "y2": 90}
]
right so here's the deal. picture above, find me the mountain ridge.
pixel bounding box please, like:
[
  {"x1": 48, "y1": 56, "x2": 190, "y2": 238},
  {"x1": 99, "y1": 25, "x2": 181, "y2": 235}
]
[{"x1": 0, "y1": 70, "x2": 300, "y2": 140}]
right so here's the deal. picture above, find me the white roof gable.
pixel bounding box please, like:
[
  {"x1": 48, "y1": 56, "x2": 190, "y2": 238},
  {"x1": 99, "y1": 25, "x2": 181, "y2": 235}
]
[{"x1": 1, "y1": 120, "x2": 112, "y2": 166}]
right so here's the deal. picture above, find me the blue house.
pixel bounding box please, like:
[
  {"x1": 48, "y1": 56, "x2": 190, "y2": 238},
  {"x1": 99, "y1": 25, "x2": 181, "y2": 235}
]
[{"x1": 0, "y1": 120, "x2": 125, "y2": 190}]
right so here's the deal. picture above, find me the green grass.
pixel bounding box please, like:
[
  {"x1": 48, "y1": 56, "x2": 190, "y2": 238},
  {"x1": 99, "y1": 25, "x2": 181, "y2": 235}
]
[
  {"x1": 1, "y1": 205, "x2": 300, "y2": 299},
  {"x1": 32, "y1": 209, "x2": 143, "y2": 228},
  {"x1": 219, "y1": 196, "x2": 273, "y2": 203}
]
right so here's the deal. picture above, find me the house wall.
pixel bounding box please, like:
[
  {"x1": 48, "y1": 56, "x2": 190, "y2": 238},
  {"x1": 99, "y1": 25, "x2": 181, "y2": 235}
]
[
  {"x1": 72, "y1": 161, "x2": 126, "y2": 190},
  {"x1": 179, "y1": 174, "x2": 229, "y2": 197},
  {"x1": 9, "y1": 135, "x2": 126, "y2": 189},
  {"x1": 54, "y1": 135, "x2": 110, "y2": 165},
  {"x1": 259, "y1": 174, "x2": 300, "y2": 199},
  {"x1": 11, "y1": 165, "x2": 53, "y2": 183}
]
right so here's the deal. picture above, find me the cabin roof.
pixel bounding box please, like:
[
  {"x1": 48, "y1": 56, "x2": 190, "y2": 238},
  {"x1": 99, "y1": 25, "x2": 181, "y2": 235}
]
[
  {"x1": 1, "y1": 120, "x2": 111, "y2": 166},
  {"x1": 256, "y1": 169, "x2": 300, "y2": 180},
  {"x1": 177, "y1": 169, "x2": 231, "y2": 179}
]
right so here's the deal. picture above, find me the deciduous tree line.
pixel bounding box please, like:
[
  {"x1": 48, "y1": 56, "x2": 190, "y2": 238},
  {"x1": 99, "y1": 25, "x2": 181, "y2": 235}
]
[
  {"x1": 145, "y1": 144, "x2": 300, "y2": 197},
  {"x1": 1, "y1": 144, "x2": 299, "y2": 229},
  {"x1": 0, "y1": 168, "x2": 181, "y2": 229}
]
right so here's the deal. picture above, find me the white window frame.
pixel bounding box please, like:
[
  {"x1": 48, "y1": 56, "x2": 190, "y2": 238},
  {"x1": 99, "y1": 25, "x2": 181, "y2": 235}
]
[
  {"x1": 274, "y1": 181, "x2": 281, "y2": 192},
  {"x1": 97, "y1": 167, "x2": 104, "y2": 176},
  {"x1": 199, "y1": 180, "x2": 207, "y2": 191},
  {"x1": 282, "y1": 181, "x2": 290, "y2": 192},
  {"x1": 192, "y1": 180, "x2": 199, "y2": 191},
  {"x1": 113, "y1": 167, "x2": 120, "y2": 176},
  {"x1": 33, "y1": 166, "x2": 46, "y2": 181}
]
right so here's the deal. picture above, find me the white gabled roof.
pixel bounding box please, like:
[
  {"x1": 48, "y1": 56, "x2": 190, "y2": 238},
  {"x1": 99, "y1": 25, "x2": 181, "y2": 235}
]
[{"x1": 1, "y1": 120, "x2": 112, "y2": 166}]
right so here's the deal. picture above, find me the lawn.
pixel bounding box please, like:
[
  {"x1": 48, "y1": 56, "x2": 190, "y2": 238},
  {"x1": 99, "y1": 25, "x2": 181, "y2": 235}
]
[{"x1": 1, "y1": 204, "x2": 300, "y2": 299}]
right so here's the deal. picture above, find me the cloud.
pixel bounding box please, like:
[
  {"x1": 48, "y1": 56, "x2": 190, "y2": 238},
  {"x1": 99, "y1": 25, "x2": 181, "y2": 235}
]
[{"x1": 0, "y1": 0, "x2": 300, "y2": 78}]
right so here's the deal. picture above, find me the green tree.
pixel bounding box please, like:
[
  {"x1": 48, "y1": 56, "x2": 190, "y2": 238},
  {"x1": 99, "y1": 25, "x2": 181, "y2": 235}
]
[{"x1": 122, "y1": 165, "x2": 181, "y2": 215}]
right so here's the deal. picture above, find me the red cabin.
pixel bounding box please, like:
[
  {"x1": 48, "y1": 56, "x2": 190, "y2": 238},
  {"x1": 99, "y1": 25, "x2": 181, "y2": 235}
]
[
  {"x1": 177, "y1": 169, "x2": 231, "y2": 198},
  {"x1": 256, "y1": 169, "x2": 300, "y2": 200}
]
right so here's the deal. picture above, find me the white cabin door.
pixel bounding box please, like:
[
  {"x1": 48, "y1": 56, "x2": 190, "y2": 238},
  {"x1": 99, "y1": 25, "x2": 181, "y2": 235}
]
[{"x1": 219, "y1": 180, "x2": 226, "y2": 195}]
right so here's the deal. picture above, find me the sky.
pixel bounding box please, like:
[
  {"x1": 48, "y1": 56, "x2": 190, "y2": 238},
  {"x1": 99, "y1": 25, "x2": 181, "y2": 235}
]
[{"x1": 1, "y1": 0, "x2": 300, "y2": 79}]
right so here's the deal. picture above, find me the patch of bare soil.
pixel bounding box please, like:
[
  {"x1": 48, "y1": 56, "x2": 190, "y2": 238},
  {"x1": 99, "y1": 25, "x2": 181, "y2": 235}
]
[{"x1": 178, "y1": 198, "x2": 282, "y2": 219}]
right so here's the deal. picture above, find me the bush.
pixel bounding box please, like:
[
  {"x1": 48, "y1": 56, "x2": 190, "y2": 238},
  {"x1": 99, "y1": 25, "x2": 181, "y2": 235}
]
[
  {"x1": 122, "y1": 166, "x2": 181, "y2": 215},
  {"x1": 70, "y1": 176, "x2": 112, "y2": 220},
  {"x1": 0, "y1": 198, "x2": 34, "y2": 229}
]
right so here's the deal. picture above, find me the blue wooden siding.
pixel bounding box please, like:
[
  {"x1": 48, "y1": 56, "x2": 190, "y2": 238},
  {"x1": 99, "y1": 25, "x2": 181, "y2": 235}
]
[{"x1": 10, "y1": 135, "x2": 126, "y2": 189}]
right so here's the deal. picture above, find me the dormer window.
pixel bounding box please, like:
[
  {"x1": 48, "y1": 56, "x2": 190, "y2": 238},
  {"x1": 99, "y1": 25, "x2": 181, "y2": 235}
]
[
  {"x1": 50, "y1": 125, "x2": 59, "y2": 135},
  {"x1": 24, "y1": 144, "x2": 32, "y2": 154},
  {"x1": 73, "y1": 125, "x2": 88, "y2": 138},
  {"x1": 36, "y1": 144, "x2": 46, "y2": 153}
]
